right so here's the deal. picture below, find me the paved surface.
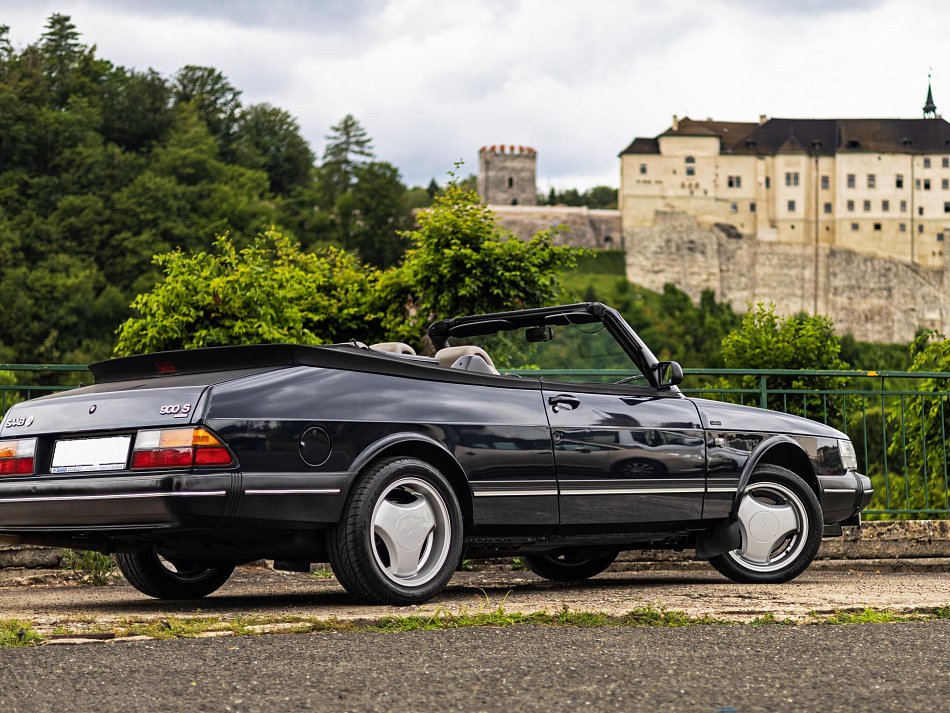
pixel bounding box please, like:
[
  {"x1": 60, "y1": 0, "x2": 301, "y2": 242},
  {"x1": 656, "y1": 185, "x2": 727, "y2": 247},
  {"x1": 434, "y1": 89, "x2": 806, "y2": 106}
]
[
  {"x1": 1, "y1": 621, "x2": 948, "y2": 712},
  {"x1": 1, "y1": 562, "x2": 949, "y2": 631}
]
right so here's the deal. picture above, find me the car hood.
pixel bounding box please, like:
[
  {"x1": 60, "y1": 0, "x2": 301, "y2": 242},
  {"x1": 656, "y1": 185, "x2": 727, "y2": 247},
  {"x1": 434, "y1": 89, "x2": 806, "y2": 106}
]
[{"x1": 689, "y1": 397, "x2": 847, "y2": 439}]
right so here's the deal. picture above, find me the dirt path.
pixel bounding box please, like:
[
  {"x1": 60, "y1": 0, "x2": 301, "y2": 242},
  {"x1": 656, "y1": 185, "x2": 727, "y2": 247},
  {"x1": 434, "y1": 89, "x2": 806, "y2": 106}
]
[{"x1": 1, "y1": 560, "x2": 948, "y2": 631}]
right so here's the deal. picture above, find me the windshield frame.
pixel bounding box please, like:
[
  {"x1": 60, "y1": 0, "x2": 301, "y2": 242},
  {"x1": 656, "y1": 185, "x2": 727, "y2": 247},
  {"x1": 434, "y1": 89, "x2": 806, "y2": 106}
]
[{"x1": 427, "y1": 302, "x2": 663, "y2": 389}]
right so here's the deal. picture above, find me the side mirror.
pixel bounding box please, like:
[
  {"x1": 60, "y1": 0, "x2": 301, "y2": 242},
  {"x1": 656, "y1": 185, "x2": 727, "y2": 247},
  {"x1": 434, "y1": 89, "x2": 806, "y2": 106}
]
[
  {"x1": 525, "y1": 326, "x2": 554, "y2": 343},
  {"x1": 656, "y1": 361, "x2": 684, "y2": 388}
]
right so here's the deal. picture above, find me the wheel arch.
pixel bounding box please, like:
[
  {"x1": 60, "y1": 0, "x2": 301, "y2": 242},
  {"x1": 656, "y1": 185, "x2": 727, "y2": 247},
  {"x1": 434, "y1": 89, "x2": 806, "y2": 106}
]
[
  {"x1": 732, "y1": 435, "x2": 818, "y2": 516},
  {"x1": 349, "y1": 434, "x2": 474, "y2": 530}
]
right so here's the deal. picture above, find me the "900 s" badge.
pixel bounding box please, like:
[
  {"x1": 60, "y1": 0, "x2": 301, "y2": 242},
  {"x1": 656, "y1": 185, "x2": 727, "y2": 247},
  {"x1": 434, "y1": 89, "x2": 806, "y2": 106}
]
[{"x1": 159, "y1": 404, "x2": 192, "y2": 418}]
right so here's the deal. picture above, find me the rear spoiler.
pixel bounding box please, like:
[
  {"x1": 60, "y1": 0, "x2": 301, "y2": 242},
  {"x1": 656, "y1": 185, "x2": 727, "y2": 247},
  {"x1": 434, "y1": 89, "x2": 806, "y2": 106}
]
[{"x1": 88, "y1": 344, "x2": 358, "y2": 384}]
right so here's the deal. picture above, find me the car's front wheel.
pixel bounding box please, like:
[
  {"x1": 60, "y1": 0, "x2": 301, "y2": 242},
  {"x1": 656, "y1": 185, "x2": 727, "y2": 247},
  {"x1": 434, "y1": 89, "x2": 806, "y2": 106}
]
[
  {"x1": 328, "y1": 457, "x2": 463, "y2": 605},
  {"x1": 523, "y1": 549, "x2": 619, "y2": 581},
  {"x1": 708, "y1": 464, "x2": 823, "y2": 584},
  {"x1": 116, "y1": 549, "x2": 235, "y2": 599}
]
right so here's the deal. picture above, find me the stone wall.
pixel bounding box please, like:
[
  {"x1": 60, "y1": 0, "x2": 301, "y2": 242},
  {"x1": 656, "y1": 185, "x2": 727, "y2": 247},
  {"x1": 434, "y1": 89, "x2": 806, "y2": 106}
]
[
  {"x1": 626, "y1": 211, "x2": 949, "y2": 343},
  {"x1": 492, "y1": 205, "x2": 621, "y2": 250}
]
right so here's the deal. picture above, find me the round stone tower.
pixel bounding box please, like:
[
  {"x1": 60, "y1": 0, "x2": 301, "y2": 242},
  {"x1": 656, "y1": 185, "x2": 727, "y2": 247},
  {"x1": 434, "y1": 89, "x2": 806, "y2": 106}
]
[{"x1": 477, "y1": 145, "x2": 537, "y2": 205}]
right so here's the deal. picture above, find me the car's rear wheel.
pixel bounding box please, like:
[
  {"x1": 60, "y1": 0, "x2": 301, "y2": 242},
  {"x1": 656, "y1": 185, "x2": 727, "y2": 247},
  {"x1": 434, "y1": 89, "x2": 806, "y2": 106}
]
[
  {"x1": 328, "y1": 457, "x2": 463, "y2": 605},
  {"x1": 116, "y1": 549, "x2": 234, "y2": 599},
  {"x1": 522, "y1": 549, "x2": 619, "y2": 581},
  {"x1": 708, "y1": 464, "x2": 822, "y2": 584}
]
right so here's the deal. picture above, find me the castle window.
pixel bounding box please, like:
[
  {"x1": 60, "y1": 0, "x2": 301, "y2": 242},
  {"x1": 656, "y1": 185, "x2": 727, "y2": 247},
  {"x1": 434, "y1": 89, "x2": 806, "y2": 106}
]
[
  {"x1": 944, "y1": 158, "x2": 950, "y2": 168},
  {"x1": 730, "y1": 202, "x2": 738, "y2": 213},
  {"x1": 899, "y1": 223, "x2": 907, "y2": 232},
  {"x1": 925, "y1": 179, "x2": 932, "y2": 190},
  {"x1": 943, "y1": 178, "x2": 949, "y2": 190},
  {"x1": 863, "y1": 200, "x2": 871, "y2": 212},
  {"x1": 785, "y1": 172, "x2": 799, "y2": 187},
  {"x1": 939, "y1": 233, "x2": 946, "y2": 242},
  {"x1": 945, "y1": 202, "x2": 950, "y2": 213},
  {"x1": 874, "y1": 223, "x2": 882, "y2": 231},
  {"x1": 727, "y1": 175, "x2": 741, "y2": 188},
  {"x1": 507, "y1": 177, "x2": 514, "y2": 188},
  {"x1": 787, "y1": 200, "x2": 796, "y2": 212},
  {"x1": 919, "y1": 224, "x2": 924, "y2": 233},
  {"x1": 919, "y1": 206, "x2": 925, "y2": 216},
  {"x1": 847, "y1": 174, "x2": 856, "y2": 188},
  {"x1": 924, "y1": 158, "x2": 932, "y2": 168},
  {"x1": 851, "y1": 223, "x2": 859, "y2": 231},
  {"x1": 900, "y1": 200, "x2": 908, "y2": 212},
  {"x1": 765, "y1": 176, "x2": 771, "y2": 189},
  {"x1": 639, "y1": 163, "x2": 647, "y2": 174},
  {"x1": 847, "y1": 200, "x2": 855, "y2": 212},
  {"x1": 916, "y1": 178, "x2": 921, "y2": 189},
  {"x1": 684, "y1": 156, "x2": 695, "y2": 177},
  {"x1": 882, "y1": 200, "x2": 890, "y2": 212},
  {"x1": 750, "y1": 202, "x2": 756, "y2": 213},
  {"x1": 867, "y1": 174, "x2": 876, "y2": 189},
  {"x1": 824, "y1": 202, "x2": 832, "y2": 213},
  {"x1": 820, "y1": 175, "x2": 830, "y2": 190},
  {"x1": 511, "y1": 198, "x2": 518, "y2": 205},
  {"x1": 604, "y1": 236, "x2": 613, "y2": 247},
  {"x1": 896, "y1": 174, "x2": 904, "y2": 189}
]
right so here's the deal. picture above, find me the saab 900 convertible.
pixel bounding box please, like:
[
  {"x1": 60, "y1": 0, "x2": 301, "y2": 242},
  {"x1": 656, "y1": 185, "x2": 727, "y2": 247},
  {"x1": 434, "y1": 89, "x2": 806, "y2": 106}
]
[{"x1": 0, "y1": 303, "x2": 871, "y2": 605}]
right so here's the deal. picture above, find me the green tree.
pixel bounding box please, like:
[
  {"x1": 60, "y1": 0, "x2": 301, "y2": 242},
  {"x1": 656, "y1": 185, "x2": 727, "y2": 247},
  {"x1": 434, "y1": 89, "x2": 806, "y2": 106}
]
[
  {"x1": 114, "y1": 228, "x2": 380, "y2": 355},
  {"x1": 172, "y1": 65, "x2": 242, "y2": 151},
  {"x1": 719, "y1": 303, "x2": 850, "y2": 414},
  {"x1": 234, "y1": 103, "x2": 314, "y2": 195},
  {"x1": 882, "y1": 331, "x2": 950, "y2": 514},
  {"x1": 319, "y1": 113, "x2": 373, "y2": 205},
  {"x1": 375, "y1": 172, "x2": 581, "y2": 347}
]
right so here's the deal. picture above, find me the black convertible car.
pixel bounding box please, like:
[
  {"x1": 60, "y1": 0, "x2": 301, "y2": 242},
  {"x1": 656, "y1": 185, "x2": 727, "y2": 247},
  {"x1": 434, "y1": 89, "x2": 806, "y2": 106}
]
[{"x1": 0, "y1": 303, "x2": 871, "y2": 605}]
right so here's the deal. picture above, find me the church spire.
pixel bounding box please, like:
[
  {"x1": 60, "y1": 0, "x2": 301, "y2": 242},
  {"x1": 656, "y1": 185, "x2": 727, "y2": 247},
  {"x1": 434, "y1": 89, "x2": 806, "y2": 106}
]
[{"x1": 924, "y1": 71, "x2": 937, "y2": 118}]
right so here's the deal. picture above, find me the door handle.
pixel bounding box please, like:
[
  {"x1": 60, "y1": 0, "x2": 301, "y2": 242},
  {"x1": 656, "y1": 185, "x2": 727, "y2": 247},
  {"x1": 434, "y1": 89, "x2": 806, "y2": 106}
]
[{"x1": 548, "y1": 394, "x2": 580, "y2": 412}]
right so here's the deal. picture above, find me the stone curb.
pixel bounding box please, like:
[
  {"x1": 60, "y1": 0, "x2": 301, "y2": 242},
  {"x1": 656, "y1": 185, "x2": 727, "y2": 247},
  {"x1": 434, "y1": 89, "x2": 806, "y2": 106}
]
[{"x1": 2, "y1": 521, "x2": 948, "y2": 572}]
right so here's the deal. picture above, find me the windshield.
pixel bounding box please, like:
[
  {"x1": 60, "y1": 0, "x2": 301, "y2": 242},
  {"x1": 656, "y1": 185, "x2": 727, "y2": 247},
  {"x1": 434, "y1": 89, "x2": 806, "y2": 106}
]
[{"x1": 448, "y1": 320, "x2": 649, "y2": 385}]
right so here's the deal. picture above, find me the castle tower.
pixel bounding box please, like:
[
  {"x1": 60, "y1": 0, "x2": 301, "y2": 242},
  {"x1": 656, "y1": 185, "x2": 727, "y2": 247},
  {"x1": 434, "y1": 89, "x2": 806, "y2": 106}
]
[{"x1": 477, "y1": 145, "x2": 537, "y2": 205}]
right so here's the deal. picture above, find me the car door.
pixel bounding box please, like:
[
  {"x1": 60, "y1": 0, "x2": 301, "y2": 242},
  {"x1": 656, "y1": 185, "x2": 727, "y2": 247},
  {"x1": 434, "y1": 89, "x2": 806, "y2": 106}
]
[{"x1": 543, "y1": 383, "x2": 707, "y2": 528}]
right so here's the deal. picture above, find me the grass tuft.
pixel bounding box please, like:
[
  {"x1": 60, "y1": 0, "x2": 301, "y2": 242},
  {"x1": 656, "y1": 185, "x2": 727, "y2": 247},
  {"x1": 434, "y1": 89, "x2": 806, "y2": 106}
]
[{"x1": 0, "y1": 620, "x2": 43, "y2": 648}]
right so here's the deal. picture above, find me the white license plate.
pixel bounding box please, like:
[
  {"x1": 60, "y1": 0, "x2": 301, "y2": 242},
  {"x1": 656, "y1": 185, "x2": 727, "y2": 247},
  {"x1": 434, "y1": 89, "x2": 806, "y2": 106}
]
[{"x1": 50, "y1": 436, "x2": 132, "y2": 474}]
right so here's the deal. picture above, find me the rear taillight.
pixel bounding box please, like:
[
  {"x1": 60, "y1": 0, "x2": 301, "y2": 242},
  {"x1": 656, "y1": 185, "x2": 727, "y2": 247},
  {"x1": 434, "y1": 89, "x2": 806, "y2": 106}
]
[
  {"x1": 0, "y1": 438, "x2": 36, "y2": 476},
  {"x1": 131, "y1": 428, "x2": 235, "y2": 470}
]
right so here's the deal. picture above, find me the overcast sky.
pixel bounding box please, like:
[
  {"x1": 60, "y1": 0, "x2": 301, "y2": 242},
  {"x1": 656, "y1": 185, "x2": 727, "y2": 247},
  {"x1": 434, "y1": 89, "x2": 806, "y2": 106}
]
[{"x1": 2, "y1": 0, "x2": 946, "y2": 190}]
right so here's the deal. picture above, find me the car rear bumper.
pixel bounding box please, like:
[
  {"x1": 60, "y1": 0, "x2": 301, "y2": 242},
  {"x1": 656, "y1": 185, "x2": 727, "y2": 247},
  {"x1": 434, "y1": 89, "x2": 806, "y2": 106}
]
[
  {"x1": 0, "y1": 473, "x2": 233, "y2": 531},
  {"x1": 0, "y1": 471, "x2": 351, "y2": 534},
  {"x1": 818, "y1": 470, "x2": 873, "y2": 524}
]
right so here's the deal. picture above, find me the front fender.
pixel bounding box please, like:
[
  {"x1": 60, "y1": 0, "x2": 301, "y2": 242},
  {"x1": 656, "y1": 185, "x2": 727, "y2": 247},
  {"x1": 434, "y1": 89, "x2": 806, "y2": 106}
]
[{"x1": 731, "y1": 434, "x2": 805, "y2": 517}]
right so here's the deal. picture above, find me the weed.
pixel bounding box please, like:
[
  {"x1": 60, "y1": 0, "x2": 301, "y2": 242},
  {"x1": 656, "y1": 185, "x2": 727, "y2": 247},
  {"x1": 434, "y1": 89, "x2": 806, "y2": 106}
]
[
  {"x1": 510, "y1": 557, "x2": 527, "y2": 572},
  {"x1": 60, "y1": 549, "x2": 115, "y2": 586},
  {"x1": 310, "y1": 567, "x2": 335, "y2": 579}
]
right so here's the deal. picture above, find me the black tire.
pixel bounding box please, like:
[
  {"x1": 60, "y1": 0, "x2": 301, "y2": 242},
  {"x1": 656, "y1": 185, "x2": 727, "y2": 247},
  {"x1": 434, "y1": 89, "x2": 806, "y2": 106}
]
[
  {"x1": 708, "y1": 464, "x2": 823, "y2": 584},
  {"x1": 116, "y1": 549, "x2": 234, "y2": 599},
  {"x1": 523, "y1": 549, "x2": 619, "y2": 582},
  {"x1": 328, "y1": 457, "x2": 463, "y2": 605}
]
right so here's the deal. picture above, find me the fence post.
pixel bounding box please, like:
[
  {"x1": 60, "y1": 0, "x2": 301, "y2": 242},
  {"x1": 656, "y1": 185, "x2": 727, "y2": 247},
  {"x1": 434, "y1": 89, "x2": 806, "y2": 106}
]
[{"x1": 759, "y1": 374, "x2": 768, "y2": 410}]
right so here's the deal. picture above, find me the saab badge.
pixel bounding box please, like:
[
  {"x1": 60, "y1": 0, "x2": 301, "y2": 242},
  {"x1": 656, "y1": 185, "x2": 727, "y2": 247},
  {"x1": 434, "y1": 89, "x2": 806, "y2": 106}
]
[{"x1": 4, "y1": 414, "x2": 33, "y2": 428}]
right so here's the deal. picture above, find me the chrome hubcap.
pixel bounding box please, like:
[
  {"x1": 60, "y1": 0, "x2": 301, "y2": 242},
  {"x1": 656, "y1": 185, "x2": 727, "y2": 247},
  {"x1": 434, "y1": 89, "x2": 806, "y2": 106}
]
[
  {"x1": 371, "y1": 477, "x2": 451, "y2": 586},
  {"x1": 727, "y1": 482, "x2": 807, "y2": 573}
]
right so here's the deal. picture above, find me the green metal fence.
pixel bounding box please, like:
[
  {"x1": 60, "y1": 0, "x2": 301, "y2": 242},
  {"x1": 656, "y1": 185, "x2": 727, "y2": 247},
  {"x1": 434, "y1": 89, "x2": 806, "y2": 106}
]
[
  {"x1": 0, "y1": 364, "x2": 90, "y2": 413},
  {"x1": 2, "y1": 364, "x2": 949, "y2": 518}
]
